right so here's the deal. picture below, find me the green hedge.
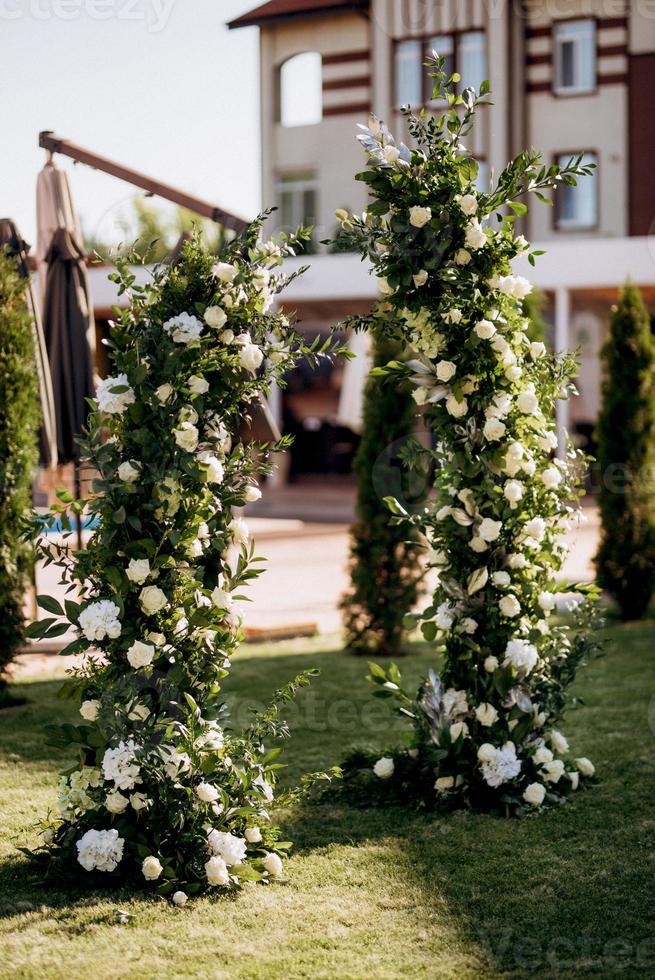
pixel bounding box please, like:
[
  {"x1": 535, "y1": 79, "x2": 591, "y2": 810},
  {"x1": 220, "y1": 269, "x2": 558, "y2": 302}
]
[
  {"x1": 595, "y1": 282, "x2": 655, "y2": 619},
  {"x1": 0, "y1": 250, "x2": 40, "y2": 684}
]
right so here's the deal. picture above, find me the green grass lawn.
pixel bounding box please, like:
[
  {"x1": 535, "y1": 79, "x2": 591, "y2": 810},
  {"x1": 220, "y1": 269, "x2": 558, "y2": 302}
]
[{"x1": 1, "y1": 623, "x2": 654, "y2": 979}]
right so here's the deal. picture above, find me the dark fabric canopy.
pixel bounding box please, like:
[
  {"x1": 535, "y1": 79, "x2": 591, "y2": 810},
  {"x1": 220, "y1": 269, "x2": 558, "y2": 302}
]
[
  {"x1": 0, "y1": 218, "x2": 58, "y2": 468},
  {"x1": 42, "y1": 226, "x2": 95, "y2": 464}
]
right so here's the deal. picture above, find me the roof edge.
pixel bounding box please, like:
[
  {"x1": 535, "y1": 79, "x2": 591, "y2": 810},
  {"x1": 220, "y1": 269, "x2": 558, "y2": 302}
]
[{"x1": 228, "y1": 1, "x2": 369, "y2": 31}]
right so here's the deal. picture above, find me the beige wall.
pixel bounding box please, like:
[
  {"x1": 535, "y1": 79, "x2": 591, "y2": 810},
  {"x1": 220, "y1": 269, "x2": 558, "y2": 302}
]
[{"x1": 260, "y1": 13, "x2": 371, "y2": 245}]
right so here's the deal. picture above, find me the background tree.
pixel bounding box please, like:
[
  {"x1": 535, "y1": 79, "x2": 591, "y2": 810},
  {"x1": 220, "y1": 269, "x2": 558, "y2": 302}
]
[
  {"x1": 341, "y1": 326, "x2": 425, "y2": 656},
  {"x1": 595, "y1": 282, "x2": 655, "y2": 619},
  {"x1": 0, "y1": 250, "x2": 40, "y2": 703}
]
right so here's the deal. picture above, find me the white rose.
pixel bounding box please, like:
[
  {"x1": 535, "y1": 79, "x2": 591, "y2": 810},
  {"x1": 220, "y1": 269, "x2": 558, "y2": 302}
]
[
  {"x1": 220, "y1": 328, "x2": 235, "y2": 344},
  {"x1": 464, "y1": 219, "x2": 486, "y2": 250},
  {"x1": 492, "y1": 571, "x2": 511, "y2": 587},
  {"x1": 382, "y1": 144, "x2": 400, "y2": 164},
  {"x1": 147, "y1": 631, "x2": 165, "y2": 647},
  {"x1": 541, "y1": 467, "x2": 562, "y2": 490},
  {"x1": 474, "y1": 319, "x2": 496, "y2": 340},
  {"x1": 163, "y1": 312, "x2": 203, "y2": 344},
  {"x1": 174, "y1": 421, "x2": 199, "y2": 452},
  {"x1": 229, "y1": 517, "x2": 250, "y2": 545},
  {"x1": 211, "y1": 261, "x2": 238, "y2": 283},
  {"x1": 172, "y1": 890, "x2": 188, "y2": 906},
  {"x1": 539, "y1": 430, "x2": 559, "y2": 453},
  {"x1": 211, "y1": 586, "x2": 233, "y2": 611},
  {"x1": 458, "y1": 193, "x2": 478, "y2": 215},
  {"x1": 126, "y1": 558, "x2": 150, "y2": 584},
  {"x1": 96, "y1": 374, "x2": 135, "y2": 415},
  {"x1": 245, "y1": 827, "x2": 262, "y2": 844},
  {"x1": 444, "y1": 308, "x2": 462, "y2": 323},
  {"x1": 446, "y1": 394, "x2": 468, "y2": 418},
  {"x1": 126, "y1": 640, "x2": 155, "y2": 669},
  {"x1": 460, "y1": 618, "x2": 477, "y2": 635},
  {"x1": 530, "y1": 341, "x2": 546, "y2": 359},
  {"x1": 239, "y1": 343, "x2": 264, "y2": 373},
  {"x1": 478, "y1": 517, "x2": 502, "y2": 542},
  {"x1": 550, "y1": 730, "x2": 569, "y2": 754},
  {"x1": 469, "y1": 536, "x2": 489, "y2": 553},
  {"x1": 409, "y1": 205, "x2": 432, "y2": 228},
  {"x1": 204, "y1": 305, "x2": 228, "y2": 328},
  {"x1": 534, "y1": 746, "x2": 553, "y2": 764},
  {"x1": 207, "y1": 830, "x2": 247, "y2": 866},
  {"x1": 484, "y1": 655, "x2": 499, "y2": 673},
  {"x1": 475, "y1": 703, "x2": 499, "y2": 727},
  {"x1": 139, "y1": 586, "x2": 168, "y2": 616},
  {"x1": 244, "y1": 484, "x2": 262, "y2": 503},
  {"x1": 156, "y1": 383, "x2": 174, "y2": 404},
  {"x1": 517, "y1": 385, "x2": 539, "y2": 414},
  {"x1": 377, "y1": 277, "x2": 394, "y2": 295},
  {"x1": 477, "y1": 743, "x2": 496, "y2": 763},
  {"x1": 205, "y1": 855, "x2": 230, "y2": 886},
  {"x1": 127, "y1": 702, "x2": 150, "y2": 722},
  {"x1": 523, "y1": 782, "x2": 546, "y2": 806},
  {"x1": 575, "y1": 757, "x2": 595, "y2": 777},
  {"x1": 106, "y1": 789, "x2": 129, "y2": 814},
  {"x1": 262, "y1": 852, "x2": 284, "y2": 878},
  {"x1": 436, "y1": 360, "x2": 456, "y2": 382},
  {"x1": 142, "y1": 856, "x2": 163, "y2": 880},
  {"x1": 195, "y1": 782, "x2": 220, "y2": 803},
  {"x1": 188, "y1": 375, "x2": 209, "y2": 395},
  {"x1": 413, "y1": 270, "x2": 428, "y2": 287},
  {"x1": 197, "y1": 451, "x2": 224, "y2": 484},
  {"x1": 503, "y1": 480, "x2": 524, "y2": 508},
  {"x1": 373, "y1": 757, "x2": 394, "y2": 779},
  {"x1": 413, "y1": 386, "x2": 429, "y2": 406},
  {"x1": 524, "y1": 517, "x2": 546, "y2": 541},
  {"x1": 117, "y1": 460, "x2": 140, "y2": 483},
  {"x1": 454, "y1": 248, "x2": 471, "y2": 266},
  {"x1": 450, "y1": 721, "x2": 469, "y2": 741},
  {"x1": 499, "y1": 594, "x2": 521, "y2": 618},
  {"x1": 483, "y1": 417, "x2": 506, "y2": 442},
  {"x1": 80, "y1": 700, "x2": 100, "y2": 721},
  {"x1": 542, "y1": 759, "x2": 565, "y2": 783},
  {"x1": 504, "y1": 639, "x2": 538, "y2": 674},
  {"x1": 538, "y1": 592, "x2": 556, "y2": 612}
]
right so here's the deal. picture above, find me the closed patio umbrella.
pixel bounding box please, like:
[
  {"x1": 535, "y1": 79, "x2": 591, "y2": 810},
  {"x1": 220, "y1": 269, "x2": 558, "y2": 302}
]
[
  {"x1": 37, "y1": 162, "x2": 95, "y2": 469},
  {"x1": 0, "y1": 218, "x2": 58, "y2": 468}
]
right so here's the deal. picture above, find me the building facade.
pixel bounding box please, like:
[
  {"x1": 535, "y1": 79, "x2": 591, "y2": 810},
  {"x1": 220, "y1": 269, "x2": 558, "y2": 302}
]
[{"x1": 230, "y1": 0, "x2": 655, "y2": 460}]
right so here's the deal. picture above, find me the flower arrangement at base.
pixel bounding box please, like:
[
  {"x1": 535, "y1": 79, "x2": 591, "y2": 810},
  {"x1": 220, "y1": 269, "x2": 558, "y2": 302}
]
[
  {"x1": 27, "y1": 221, "x2": 339, "y2": 898},
  {"x1": 334, "y1": 58, "x2": 601, "y2": 815}
]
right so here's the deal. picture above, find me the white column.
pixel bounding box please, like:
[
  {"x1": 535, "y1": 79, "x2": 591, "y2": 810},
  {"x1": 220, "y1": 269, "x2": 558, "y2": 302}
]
[{"x1": 554, "y1": 285, "x2": 571, "y2": 458}]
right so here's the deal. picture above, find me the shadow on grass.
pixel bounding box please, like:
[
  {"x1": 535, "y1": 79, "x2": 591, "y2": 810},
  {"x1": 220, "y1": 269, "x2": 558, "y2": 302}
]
[{"x1": 3, "y1": 632, "x2": 654, "y2": 976}]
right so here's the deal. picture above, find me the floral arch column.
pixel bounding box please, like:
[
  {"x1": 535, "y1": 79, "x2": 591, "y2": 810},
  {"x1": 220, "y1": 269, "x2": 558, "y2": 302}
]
[{"x1": 338, "y1": 60, "x2": 600, "y2": 814}]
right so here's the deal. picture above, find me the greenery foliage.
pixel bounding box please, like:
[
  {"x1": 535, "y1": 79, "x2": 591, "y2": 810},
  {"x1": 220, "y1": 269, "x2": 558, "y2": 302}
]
[
  {"x1": 26, "y1": 222, "x2": 340, "y2": 898},
  {"x1": 335, "y1": 57, "x2": 600, "y2": 814},
  {"x1": 341, "y1": 328, "x2": 425, "y2": 656},
  {"x1": 0, "y1": 250, "x2": 40, "y2": 691},
  {"x1": 595, "y1": 282, "x2": 655, "y2": 620}
]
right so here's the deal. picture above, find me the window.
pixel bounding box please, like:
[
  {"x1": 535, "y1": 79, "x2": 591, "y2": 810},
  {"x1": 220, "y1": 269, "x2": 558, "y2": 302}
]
[
  {"x1": 278, "y1": 52, "x2": 322, "y2": 127},
  {"x1": 395, "y1": 39, "x2": 423, "y2": 107},
  {"x1": 555, "y1": 152, "x2": 598, "y2": 229},
  {"x1": 394, "y1": 30, "x2": 487, "y2": 108},
  {"x1": 553, "y1": 20, "x2": 596, "y2": 94},
  {"x1": 276, "y1": 173, "x2": 318, "y2": 251},
  {"x1": 458, "y1": 31, "x2": 486, "y2": 92}
]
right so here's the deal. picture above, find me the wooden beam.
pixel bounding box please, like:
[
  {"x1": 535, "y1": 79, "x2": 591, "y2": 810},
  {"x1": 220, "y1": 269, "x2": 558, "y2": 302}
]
[{"x1": 38, "y1": 131, "x2": 249, "y2": 233}]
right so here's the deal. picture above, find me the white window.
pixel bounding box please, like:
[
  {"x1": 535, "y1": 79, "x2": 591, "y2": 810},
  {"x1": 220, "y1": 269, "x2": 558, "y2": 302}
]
[
  {"x1": 278, "y1": 52, "x2": 322, "y2": 127},
  {"x1": 276, "y1": 173, "x2": 317, "y2": 238},
  {"x1": 556, "y1": 152, "x2": 598, "y2": 229},
  {"x1": 395, "y1": 39, "x2": 423, "y2": 107},
  {"x1": 458, "y1": 31, "x2": 486, "y2": 92},
  {"x1": 553, "y1": 20, "x2": 596, "y2": 95}
]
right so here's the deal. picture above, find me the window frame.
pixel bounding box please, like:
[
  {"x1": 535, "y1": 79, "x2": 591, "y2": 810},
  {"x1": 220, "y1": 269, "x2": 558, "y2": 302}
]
[
  {"x1": 553, "y1": 150, "x2": 599, "y2": 232},
  {"x1": 275, "y1": 172, "x2": 319, "y2": 233},
  {"x1": 552, "y1": 18, "x2": 597, "y2": 97},
  {"x1": 392, "y1": 28, "x2": 488, "y2": 110},
  {"x1": 276, "y1": 51, "x2": 323, "y2": 128}
]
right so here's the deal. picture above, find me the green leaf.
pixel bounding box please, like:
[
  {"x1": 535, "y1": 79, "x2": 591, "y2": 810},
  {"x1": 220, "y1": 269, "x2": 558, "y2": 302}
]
[{"x1": 36, "y1": 595, "x2": 64, "y2": 616}]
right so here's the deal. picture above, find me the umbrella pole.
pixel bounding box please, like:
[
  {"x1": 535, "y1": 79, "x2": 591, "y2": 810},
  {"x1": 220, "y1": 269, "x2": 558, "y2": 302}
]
[{"x1": 75, "y1": 462, "x2": 83, "y2": 552}]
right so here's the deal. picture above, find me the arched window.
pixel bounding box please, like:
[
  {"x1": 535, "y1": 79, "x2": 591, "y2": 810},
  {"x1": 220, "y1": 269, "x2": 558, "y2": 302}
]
[{"x1": 277, "y1": 52, "x2": 322, "y2": 127}]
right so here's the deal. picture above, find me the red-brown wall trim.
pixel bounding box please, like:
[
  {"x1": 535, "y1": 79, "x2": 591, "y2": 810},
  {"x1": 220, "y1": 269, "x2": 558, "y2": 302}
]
[
  {"x1": 323, "y1": 101, "x2": 371, "y2": 115},
  {"x1": 598, "y1": 72, "x2": 628, "y2": 85},
  {"x1": 629, "y1": 52, "x2": 655, "y2": 235},
  {"x1": 322, "y1": 48, "x2": 369, "y2": 65},
  {"x1": 322, "y1": 74, "x2": 370, "y2": 90}
]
